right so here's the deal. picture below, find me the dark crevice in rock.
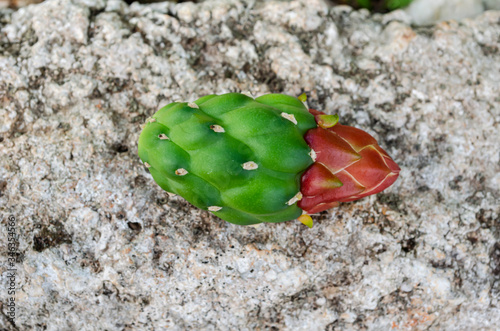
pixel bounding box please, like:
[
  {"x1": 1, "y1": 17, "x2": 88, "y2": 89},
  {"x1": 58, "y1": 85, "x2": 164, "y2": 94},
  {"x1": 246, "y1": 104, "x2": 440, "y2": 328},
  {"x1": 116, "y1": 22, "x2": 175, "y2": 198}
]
[{"x1": 33, "y1": 220, "x2": 72, "y2": 252}]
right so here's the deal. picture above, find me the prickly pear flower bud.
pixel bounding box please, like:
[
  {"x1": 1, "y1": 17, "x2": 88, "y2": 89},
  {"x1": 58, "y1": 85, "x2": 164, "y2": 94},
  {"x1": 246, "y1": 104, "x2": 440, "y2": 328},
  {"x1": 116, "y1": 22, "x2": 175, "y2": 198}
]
[
  {"x1": 139, "y1": 93, "x2": 400, "y2": 226},
  {"x1": 298, "y1": 109, "x2": 400, "y2": 214}
]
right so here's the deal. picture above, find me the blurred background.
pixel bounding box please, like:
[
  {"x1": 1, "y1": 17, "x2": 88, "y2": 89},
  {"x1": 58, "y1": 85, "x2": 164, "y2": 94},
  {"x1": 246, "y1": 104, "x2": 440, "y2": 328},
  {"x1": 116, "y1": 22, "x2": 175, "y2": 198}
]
[{"x1": 1, "y1": 0, "x2": 499, "y2": 25}]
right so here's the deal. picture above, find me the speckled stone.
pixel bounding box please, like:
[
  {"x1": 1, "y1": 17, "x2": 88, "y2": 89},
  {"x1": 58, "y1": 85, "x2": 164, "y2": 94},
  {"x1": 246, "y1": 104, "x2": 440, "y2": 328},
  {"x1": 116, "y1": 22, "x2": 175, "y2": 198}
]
[{"x1": 0, "y1": 0, "x2": 499, "y2": 330}]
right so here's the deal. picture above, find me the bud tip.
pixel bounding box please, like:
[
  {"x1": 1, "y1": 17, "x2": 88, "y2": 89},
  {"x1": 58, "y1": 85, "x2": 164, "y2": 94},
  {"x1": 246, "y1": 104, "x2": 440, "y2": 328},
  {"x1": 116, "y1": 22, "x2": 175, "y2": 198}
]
[
  {"x1": 298, "y1": 214, "x2": 313, "y2": 228},
  {"x1": 316, "y1": 114, "x2": 339, "y2": 129}
]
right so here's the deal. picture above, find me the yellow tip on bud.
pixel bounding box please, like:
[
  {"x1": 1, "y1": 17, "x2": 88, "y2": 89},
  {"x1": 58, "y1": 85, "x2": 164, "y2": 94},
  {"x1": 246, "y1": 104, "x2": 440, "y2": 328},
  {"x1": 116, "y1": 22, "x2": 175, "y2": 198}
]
[
  {"x1": 317, "y1": 114, "x2": 339, "y2": 129},
  {"x1": 298, "y1": 214, "x2": 313, "y2": 228},
  {"x1": 298, "y1": 93, "x2": 307, "y2": 102}
]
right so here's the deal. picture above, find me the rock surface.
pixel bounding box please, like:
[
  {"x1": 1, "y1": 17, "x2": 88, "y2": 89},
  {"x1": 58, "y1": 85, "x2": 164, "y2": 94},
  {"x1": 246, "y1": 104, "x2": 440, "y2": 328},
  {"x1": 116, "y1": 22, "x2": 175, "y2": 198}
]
[{"x1": 0, "y1": 0, "x2": 499, "y2": 329}]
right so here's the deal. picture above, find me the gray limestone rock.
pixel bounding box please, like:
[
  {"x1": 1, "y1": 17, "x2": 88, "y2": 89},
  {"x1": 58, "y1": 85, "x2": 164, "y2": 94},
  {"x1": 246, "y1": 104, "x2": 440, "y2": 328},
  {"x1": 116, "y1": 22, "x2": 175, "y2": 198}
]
[{"x1": 0, "y1": 0, "x2": 499, "y2": 330}]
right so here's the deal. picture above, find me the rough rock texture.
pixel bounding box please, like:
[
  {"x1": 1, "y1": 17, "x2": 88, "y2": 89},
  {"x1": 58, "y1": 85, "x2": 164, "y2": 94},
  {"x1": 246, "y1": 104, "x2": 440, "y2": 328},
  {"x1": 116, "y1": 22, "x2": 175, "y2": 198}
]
[{"x1": 0, "y1": 0, "x2": 499, "y2": 330}]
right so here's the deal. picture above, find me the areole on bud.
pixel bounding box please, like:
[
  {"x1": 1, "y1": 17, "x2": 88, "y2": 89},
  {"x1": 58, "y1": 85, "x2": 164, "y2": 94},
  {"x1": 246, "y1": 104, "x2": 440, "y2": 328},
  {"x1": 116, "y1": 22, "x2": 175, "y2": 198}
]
[
  {"x1": 158, "y1": 133, "x2": 169, "y2": 140},
  {"x1": 175, "y1": 168, "x2": 188, "y2": 176},
  {"x1": 242, "y1": 161, "x2": 258, "y2": 170},
  {"x1": 210, "y1": 125, "x2": 225, "y2": 133},
  {"x1": 138, "y1": 93, "x2": 400, "y2": 227},
  {"x1": 281, "y1": 112, "x2": 297, "y2": 125},
  {"x1": 286, "y1": 192, "x2": 303, "y2": 206}
]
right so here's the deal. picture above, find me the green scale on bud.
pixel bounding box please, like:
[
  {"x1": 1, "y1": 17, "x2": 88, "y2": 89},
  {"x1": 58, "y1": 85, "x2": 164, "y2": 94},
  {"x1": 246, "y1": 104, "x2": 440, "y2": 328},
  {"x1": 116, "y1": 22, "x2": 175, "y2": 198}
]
[{"x1": 138, "y1": 93, "x2": 318, "y2": 225}]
